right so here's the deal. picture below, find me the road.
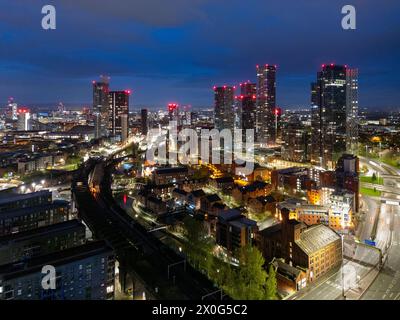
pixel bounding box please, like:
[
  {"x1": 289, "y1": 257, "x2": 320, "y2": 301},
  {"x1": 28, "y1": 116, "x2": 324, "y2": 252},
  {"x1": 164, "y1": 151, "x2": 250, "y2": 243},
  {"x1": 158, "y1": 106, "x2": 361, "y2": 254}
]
[
  {"x1": 290, "y1": 157, "x2": 396, "y2": 300},
  {"x1": 360, "y1": 157, "x2": 400, "y2": 300}
]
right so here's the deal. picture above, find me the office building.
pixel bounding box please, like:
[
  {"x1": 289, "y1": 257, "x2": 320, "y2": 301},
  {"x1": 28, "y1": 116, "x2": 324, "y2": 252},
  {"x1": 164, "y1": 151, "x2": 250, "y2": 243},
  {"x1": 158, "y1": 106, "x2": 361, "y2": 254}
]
[{"x1": 256, "y1": 64, "x2": 277, "y2": 145}]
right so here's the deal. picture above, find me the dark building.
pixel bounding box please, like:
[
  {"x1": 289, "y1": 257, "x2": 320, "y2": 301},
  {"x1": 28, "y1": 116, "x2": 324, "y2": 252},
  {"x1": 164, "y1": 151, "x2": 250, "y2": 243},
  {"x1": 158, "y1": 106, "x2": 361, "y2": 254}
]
[
  {"x1": 281, "y1": 118, "x2": 311, "y2": 163},
  {"x1": 93, "y1": 76, "x2": 110, "y2": 139},
  {"x1": 335, "y1": 154, "x2": 360, "y2": 212},
  {"x1": 108, "y1": 90, "x2": 130, "y2": 139},
  {"x1": 310, "y1": 64, "x2": 358, "y2": 169},
  {"x1": 238, "y1": 81, "x2": 257, "y2": 139},
  {"x1": 0, "y1": 241, "x2": 115, "y2": 300},
  {"x1": 256, "y1": 64, "x2": 277, "y2": 145},
  {"x1": 0, "y1": 220, "x2": 86, "y2": 265},
  {"x1": 214, "y1": 86, "x2": 235, "y2": 131},
  {"x1": 141, "y1": 108, "x2": 148, "y2": 136},
  {"x1": 216, "y1": 209, "x2": 257, "y2": 253},
  {"x1": 0, "y1": 191, "x2": 70, "y2": 237}
]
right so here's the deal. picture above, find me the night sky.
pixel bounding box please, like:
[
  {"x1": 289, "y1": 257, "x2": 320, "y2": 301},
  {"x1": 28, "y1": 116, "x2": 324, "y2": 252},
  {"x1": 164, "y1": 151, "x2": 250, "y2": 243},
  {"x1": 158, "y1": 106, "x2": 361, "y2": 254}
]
[{"x1": 0, "y1": 0, "x2": 399, "y2": 109}]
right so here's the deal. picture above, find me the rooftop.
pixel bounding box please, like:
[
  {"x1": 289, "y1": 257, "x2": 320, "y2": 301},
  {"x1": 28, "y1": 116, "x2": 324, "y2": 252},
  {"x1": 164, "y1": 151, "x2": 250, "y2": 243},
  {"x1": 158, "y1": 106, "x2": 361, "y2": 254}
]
[{"x1": 296, "y1": 224, "x2": 341, "y2": 256}]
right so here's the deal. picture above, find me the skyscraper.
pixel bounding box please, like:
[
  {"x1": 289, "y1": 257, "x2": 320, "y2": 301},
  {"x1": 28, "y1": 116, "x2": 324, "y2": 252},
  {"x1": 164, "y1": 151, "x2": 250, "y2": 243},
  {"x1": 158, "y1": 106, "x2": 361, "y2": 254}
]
[
  {"x1": 17, "y1": 107, "x2": 30, "y2": 131},
  {"x1": 214, "y1": 86, "x2": 235, "y2": 131},
  {"x1": 108, "y1": 90, "x2": 130, "y2": 139},
  {"x1": 141, "y1": 108, "x2": 148, "y2": 136},
  {"x1": 311, "y1": 64, "x2": 358, "y2": 169},
  {"x1": 256, "y1": 64, "x2": 276, "y2": 145},
  {"x1": 93, "y1": 76, "x2": 110, "y2": 139},
  {"x1": 7, "y1": 97, "x2": 18, "y2": 121},
  {"x1": 238, "y1": 81, "x2": 257, "y2": 137},
  {"x1": 346, "y1": 68, "x2": 359, "y2": 154}
]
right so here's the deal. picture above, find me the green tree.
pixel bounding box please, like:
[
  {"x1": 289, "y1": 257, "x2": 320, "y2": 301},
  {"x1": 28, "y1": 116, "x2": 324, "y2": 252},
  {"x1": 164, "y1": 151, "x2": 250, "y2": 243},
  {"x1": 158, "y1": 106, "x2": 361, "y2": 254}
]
[
  {"x1": 372, "y1": 172, "x2": 377, "y2": 182},
  {"x1": 229, "y1": 245, "x2": 268, "y2": 300},
  {"x1": 265, "y1": 264, "x2": 278, "y2": 300}
]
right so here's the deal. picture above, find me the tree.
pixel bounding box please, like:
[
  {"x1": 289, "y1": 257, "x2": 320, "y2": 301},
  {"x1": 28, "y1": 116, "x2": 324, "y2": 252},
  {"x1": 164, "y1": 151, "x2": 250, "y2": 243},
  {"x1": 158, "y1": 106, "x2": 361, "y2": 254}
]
[
  {"x1": 372, "y1": 172, "x2": 377, "y2": 182},
  {"x1": 182, "y1": 216, "x2": 213, "y2": 270},
  {"x1": 265, "y1": 264, "x2": 278, "y2": 300},
  {"x1": 228, "y1": 245, "x2": 268, "y2": 300}
]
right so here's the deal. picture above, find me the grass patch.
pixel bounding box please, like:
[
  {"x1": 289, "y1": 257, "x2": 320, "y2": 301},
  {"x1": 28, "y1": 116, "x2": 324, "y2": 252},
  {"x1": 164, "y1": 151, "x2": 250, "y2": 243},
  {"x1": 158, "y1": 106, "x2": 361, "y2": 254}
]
[
  {"x1": 360, "y1": 175, "x2": 384, "y2": 185},
  {"x1": 360, "y1": 187, "x2": 382, "y2": 197}
]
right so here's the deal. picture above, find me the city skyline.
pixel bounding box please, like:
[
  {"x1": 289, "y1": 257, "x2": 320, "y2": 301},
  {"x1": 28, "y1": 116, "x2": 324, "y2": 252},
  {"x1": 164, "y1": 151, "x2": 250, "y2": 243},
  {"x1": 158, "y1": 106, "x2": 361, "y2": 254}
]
[{"x1": 1, "y1": 0, "x2": 400, "y2": 109}]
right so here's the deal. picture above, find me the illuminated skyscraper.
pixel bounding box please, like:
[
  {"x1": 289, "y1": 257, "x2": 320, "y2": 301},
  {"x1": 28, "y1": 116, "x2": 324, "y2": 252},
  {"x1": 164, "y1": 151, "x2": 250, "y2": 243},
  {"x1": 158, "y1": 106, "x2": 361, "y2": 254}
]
[
  {"x1": 17, "y1": 107, "x2": 30, "y2": 131},
  {"x1": 93, "y1": 76, "x2": 110, "y2": 139},
  {"x1": 311, "y1": 64, "x2": 358, "y2": 169},
  {"x1": 256, "y1": 64, "x2": 276, "y2": 145},
  {"x1": 141, "y1": 108, "x2": 148, "y2": 136},
  {"x1": 7, "y1": 97, "x2": 18, "y2": 121},
  {"x1": 238, "y1": 81, "x2": 257, "y2": 136},
  {"x1": 346, "y1": 68, "x2": 359, "y2": 154},
  {"x1": 108, "y1": 90, "x2": 130, "y2": 139},
  {"x1": 214, "y1": 86, "x2": 235, "y2": 131}
]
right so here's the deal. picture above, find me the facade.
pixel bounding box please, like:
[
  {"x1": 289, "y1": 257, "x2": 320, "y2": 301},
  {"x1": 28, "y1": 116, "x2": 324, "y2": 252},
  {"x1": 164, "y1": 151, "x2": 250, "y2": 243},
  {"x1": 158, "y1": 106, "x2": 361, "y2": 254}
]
[
  {"x1": 311, "y1": 64, "x2": 358, "y2": 169},
  {"x1": 214, "y1": 86, "x2": 235, "y2": 132},
  {"x1": 108, "y1": 91, "x2": 129, "y2": 139},
  {"x1": 216, "y1": 209, "x2": 257, "y2": 253},
  {"x1": 93, "y1": 77, "x2": 110, "y2": 139},
  {"x1": 152, "y1": 167, "x2": 189, "y2": 185},
  {"x1": 0, "y1": 191, "x2": 70, "y2": 237},
  {"x1": 0, "y1": 219, "x2": 86, "y2": 265},
  {"x1": 17, "y1": 108, "x2": 30, "y2": 131},
  {"x1": 238, "y1": 82, "x2": 257, "y2": 137},
  {"x1": 141, "y1": 108, "x2": 148, "y2": 136},
  {"x1": 0, "y1": 241, "x2": 115, "y2": 300},
  {"x1": 346, "y1": 68, "x2": 359, "y2": 154},
  {"x1": 335, "y1": 154, "x2": 359, "y2": 212},
  {"x1": 256, "y1": 64, "x2": 276, "y2": 145},
  {"x1": 281, "y1": 118, "x2": 310, "y2": 163},
  {"x1": 255, "y1": 208, "x2": 342, "y2": 283}
]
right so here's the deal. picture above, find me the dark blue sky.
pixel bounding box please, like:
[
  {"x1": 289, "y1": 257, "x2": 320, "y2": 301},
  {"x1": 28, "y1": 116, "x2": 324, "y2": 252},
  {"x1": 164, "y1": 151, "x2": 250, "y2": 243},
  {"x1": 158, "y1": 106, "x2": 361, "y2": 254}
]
[{"x1": 0, "y1": 0, "x2": 399, "y2": 109}]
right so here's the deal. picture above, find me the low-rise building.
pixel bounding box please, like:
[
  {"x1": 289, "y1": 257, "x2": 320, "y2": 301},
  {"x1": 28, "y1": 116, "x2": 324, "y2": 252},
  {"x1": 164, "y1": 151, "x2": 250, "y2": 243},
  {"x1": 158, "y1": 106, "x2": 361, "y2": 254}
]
[{"x1": 216, "y1": 209, "x2": 257, "y2": 253}]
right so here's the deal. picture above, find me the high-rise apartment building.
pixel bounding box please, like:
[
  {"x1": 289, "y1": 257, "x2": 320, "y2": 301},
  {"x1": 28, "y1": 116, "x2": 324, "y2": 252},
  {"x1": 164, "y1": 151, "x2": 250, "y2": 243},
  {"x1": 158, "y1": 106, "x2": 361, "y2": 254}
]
[
  {"x1": 310, "y1": 64, "x2": 358, "y2": 169},
  {"x1": 108, "y1": 90, "x2": 130, "y2": 140},
  {"x1": 93, "y1": 76, "x2": 110, "y2": 139},
  {"x1": 141, "y1": 108, "x2": 148, "y2": 136},
  {"x1": 256, "y1": 65, "x2": 276, "y2": 145},
  {"x1": 238, "y1": 81, "x2": 257, "y2": 137},
  {"x1": 214, "y1": 86, "x2": 235, "y2": 131},
  {"x1": 346, "y1": 68, "x2": 359, "y2": 154}
]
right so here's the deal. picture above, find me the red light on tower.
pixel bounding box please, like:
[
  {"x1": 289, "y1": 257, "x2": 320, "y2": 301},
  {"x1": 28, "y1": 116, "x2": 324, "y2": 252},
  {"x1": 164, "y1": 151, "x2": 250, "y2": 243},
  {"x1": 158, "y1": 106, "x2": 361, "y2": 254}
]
[
  {"x1": 168, "y1": 103, "x2": 178, "y2": 112},
  {"x1": 252, "y1": 95, "x2": 256, "y2": 100},
  {"x1": 125, "y1": 90, "x2": 131, "y2": 95},
  {"x1": 123, "y1": 194, "x2": 127, "y2": 205}
]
